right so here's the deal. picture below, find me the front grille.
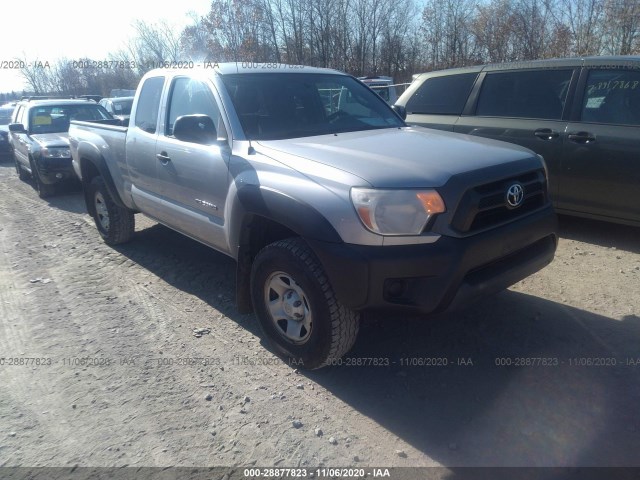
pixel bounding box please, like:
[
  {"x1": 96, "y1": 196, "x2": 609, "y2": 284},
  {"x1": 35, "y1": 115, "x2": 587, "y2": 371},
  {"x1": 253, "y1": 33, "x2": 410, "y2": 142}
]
[{"x1": 451, "y1": 169, "x2": 548, "y2": 233}]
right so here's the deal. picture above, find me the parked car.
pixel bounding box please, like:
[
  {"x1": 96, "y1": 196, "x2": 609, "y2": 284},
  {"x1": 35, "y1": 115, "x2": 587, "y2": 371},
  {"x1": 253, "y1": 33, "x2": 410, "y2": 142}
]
[
  {"x1": 394, "y1": 56, "x2": 640, "y2": 227},
  {"x1": 9, "y1": 98, "x2": 115, "y2": 197},
  {"x1": 358, "y1": 76, "x2": 399, "y2": 104},
  {"x1": 99, "y1": 96, "x2": 134, "y2": 125},
  {"x1": 0, "y1": 102, "x2": 17, "y2": 159},
  {"x1": 69, "y1": 64, "x2": 557, "y2": 369}
]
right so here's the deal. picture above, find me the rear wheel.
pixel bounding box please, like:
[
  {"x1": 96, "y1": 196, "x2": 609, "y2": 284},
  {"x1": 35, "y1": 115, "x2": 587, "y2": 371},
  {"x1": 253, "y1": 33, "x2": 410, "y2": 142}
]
[
  {"x1": 250, "y1": 237, "x2": 360, "y2": 369},
  {"x1": 88, "y1": 176, "x2": 134, "y2": 245}
]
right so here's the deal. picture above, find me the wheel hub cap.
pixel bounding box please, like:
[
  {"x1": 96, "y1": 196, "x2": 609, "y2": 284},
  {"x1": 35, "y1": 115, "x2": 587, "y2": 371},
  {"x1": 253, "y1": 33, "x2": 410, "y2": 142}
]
[
  {"x1": 264, "y1": 272, "x2": 312, "y2": 344},
  {"x1": 94, "y1": 192, "x2": 110, "y2": 230},
  {"x1": 283, "y1": 290, "x2": 305, "y2": 319}
]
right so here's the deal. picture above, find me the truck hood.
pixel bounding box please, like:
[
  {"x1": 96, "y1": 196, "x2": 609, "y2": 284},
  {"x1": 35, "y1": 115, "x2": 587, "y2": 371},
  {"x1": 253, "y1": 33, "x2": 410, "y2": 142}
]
[
  {"x1": 30, "y1": 133, "x2": 70, "y2": 148},
  {"x1": 256, "y1": 126, "x2": 538, "y2": 188}
]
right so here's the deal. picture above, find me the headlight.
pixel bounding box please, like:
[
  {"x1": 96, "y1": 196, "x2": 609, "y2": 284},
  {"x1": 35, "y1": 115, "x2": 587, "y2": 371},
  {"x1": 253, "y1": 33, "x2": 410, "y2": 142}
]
[
  {"x1": 42, "y1": 147, "x2": 71, "y2": 158},
  {"x1": 350, "y1": 188, "x2": 446, "y2": 235}
]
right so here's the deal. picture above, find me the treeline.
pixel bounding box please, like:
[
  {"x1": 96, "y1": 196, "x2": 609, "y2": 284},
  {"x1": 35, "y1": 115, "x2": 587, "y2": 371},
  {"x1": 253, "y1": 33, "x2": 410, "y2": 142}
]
[{"x1": 11, "y1": 0, "x2": 640, "y2": 96}]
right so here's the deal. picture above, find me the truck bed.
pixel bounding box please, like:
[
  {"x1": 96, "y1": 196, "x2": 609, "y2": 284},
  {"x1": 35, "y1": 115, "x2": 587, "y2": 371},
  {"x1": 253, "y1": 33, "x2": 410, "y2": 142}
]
[{"x1": 68, "y1": 120, "x2": 129, "y2": 200}]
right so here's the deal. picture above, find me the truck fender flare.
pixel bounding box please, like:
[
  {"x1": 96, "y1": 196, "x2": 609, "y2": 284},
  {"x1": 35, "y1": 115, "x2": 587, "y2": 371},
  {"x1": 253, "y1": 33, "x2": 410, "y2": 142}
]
[
  {"x1": 232, "y1": 185, "x2": 343, "y2": 314},
  {"x1": 77, "y1": 142, "x2": 127, "y2": 209},
  {"x1": 234, "y1": 184, "x2": 343, "y2": 245}
]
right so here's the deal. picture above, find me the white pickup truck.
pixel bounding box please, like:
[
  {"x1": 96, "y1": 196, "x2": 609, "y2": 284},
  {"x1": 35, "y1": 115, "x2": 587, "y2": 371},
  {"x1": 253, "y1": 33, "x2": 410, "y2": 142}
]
[{"x1": 69, "y1": 64, "x2": 557, "y2": 369}]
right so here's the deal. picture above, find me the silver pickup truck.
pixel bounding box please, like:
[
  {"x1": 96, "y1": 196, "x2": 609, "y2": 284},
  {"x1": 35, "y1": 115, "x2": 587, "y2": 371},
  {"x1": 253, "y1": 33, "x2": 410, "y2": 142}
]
[{"x1": 69, "y1": 64, "x2": 557, "y2": 369}]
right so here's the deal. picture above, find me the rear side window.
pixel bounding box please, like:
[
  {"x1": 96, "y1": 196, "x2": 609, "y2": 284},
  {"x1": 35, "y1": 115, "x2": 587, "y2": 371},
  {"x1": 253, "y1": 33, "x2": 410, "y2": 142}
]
[
  {"x1": 405, "y1": 73, "x2": 477, "y2": 115},
  {"x1": 135, "y1": 76, "x2": 164, "y2": 134},
  {"x1": 476, "y1": 69, "x2": 572, "y2": 120},
  {"x1": 581, "y1": 69, "x2": 640, "y2": 126}
]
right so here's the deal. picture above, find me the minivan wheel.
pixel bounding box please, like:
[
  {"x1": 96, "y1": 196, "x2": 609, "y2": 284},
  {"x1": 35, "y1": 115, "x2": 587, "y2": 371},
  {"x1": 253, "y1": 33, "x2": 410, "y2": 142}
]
[
  {"x1": 250, "y1": 238, "x2": 360, "y2": 369},
  {"x1": 88, "y1": 176, "x2": 134, "y2": 245}
]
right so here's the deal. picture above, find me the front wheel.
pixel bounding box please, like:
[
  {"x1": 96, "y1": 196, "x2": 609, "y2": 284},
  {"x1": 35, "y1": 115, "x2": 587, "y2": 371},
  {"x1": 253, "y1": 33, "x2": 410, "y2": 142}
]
[
  {"x1": 15, "y1": 154, "x2": 28, "y2": 181},
  {"x1": 29, "y1": 157, "x2": 55, "y2": 198},
  {"x1": 250, "y1": 238, "x2": 360, "y2": 369},
  {"x1": 88, "y1": 176, "x2": 135, "y2": 245}
]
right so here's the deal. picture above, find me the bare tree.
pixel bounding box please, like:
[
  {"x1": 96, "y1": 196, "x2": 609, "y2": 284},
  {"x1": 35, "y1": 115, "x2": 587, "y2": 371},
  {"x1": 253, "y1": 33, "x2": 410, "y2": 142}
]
[
  {"x1": 421, "y1": 0, "x2": 476, "y2": 69},
  {"x1": 126, "y1": 20, "x2": 185, "y2": 72},
  {"x1": 472, "y1": 0, "x2": 519, "y2": 63},
  {"x1": 18, "y1": 55, "x2": 55, "y2": 94},
  {"x1": 602, "y1": 0, "x2": 640, "y2": 54}
]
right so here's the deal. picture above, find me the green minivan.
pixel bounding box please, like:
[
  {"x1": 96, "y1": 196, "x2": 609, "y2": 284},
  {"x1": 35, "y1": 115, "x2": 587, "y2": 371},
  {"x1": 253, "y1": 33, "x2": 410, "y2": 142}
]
[{"x1": 394, "y1": 56, "x2": 640, "y2": 227}]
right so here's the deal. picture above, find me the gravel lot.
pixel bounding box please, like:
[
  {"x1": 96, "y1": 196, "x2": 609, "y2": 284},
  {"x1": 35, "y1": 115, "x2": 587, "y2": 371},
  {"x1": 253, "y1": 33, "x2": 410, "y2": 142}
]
[{"x1": 0, "y1": 159, "x2": 639, "y2": 471}]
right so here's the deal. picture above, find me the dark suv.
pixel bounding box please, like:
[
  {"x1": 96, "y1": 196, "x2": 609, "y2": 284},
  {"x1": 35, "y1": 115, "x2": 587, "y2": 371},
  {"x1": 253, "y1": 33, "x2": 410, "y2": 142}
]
[
  {"x1": 9, "y1": 98, "x2": 113, "y2": 197},
  {"x1": 394, "y1": 56, "x2": 640, "y2": 227}
]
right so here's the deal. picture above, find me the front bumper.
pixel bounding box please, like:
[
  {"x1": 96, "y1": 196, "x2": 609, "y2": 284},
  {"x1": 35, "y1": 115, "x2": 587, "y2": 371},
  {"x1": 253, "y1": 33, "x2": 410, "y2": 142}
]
[
  {"x1": 307, "y1": 206, "x2": 557, "y2": 314},
  {"x1": 36, "y1": 157, "x2": 76, "y2": 184}
]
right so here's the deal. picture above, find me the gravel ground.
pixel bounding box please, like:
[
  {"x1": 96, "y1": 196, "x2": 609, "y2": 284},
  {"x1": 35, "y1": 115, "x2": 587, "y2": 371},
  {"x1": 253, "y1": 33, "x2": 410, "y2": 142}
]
[{"x1": 0, "y1": 159, "x2": 639, "y2": 470}]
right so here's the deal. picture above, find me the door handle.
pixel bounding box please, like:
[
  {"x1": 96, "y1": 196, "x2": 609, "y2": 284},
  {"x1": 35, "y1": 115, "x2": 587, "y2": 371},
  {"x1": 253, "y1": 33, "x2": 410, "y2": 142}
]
[
  {"x1": 156, "y1": 151, "x2": 171, "y2": 164},
  {"x1": 568, "y1": 132, "x2": 596, "y2": 144},
  {"x1": 534, "y1": 128, "x2": 559, "y2": 140}
]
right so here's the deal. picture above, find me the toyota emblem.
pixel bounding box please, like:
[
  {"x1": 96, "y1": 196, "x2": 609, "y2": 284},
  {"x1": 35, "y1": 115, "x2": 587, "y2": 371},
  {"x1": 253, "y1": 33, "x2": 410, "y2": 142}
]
[{"x1": 506, "y1": 183, "x2": 524, "y2": 208}]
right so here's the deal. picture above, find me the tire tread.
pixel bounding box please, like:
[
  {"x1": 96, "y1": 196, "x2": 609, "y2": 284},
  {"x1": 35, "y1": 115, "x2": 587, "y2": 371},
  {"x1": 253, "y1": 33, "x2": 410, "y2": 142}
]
[
  {"x1": 89, "y1": 176, "x2": 134, "y2": 245},
  {"x1": 261, "y1": 238, "x2": 359, "y2": 368}
]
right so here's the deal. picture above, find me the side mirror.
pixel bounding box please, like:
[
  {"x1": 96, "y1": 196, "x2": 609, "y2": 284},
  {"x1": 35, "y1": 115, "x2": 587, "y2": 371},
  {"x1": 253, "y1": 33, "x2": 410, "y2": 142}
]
[
  {"x1": 173, "y1": 114, "x2": 217, "y2": 145},
  {"x1": 391, "y1": 104, "x2": 407, "y2": 121},
  {"x1": 8, "y1": 123, "x2": 26, "y2": 133}
]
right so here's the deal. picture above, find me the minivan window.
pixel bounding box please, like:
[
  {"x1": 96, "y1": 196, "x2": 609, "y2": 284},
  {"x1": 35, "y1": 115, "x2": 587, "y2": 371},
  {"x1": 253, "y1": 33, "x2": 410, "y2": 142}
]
[
  {"x1": 476, "y1": 69, "x2": 573, "y2": 120},
  {"x1": 405, "y1": 73, "x2": 477, "y2": 115},
  {"x1": 135, "y1": 76, "x2": 164, "y2": 134},
  {"x1": 581, "y1": 69, "x2": 640, "y2": 126}
]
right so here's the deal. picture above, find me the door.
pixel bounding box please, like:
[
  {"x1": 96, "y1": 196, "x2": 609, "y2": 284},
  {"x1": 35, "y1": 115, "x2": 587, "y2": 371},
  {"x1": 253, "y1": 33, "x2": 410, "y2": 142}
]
[
  {"x1": 559, "y1": 68, "x2": 640, "y2": 223},
  {"x1": 454, "y1": 69, "x2": 577, "y2": 201},
  {"x1": 154, "y1": 76, "x2": 231, "y2": 250},
  {"x1": 126, "y1": 75, "x2": 165, "y2": 216}
]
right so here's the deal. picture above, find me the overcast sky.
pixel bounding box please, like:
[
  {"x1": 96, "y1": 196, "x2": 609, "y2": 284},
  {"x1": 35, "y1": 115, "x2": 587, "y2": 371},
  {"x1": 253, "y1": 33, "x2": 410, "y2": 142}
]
[{"x1": 0, "y1": 0, "x2": 212, "y2": 93}]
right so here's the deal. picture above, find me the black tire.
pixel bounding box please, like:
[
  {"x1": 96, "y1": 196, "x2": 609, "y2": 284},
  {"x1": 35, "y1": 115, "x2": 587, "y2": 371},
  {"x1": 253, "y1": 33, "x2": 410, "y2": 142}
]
[
  {"x1": 29, "y1": 157, "x2": 55, "y2": 198},
  {"x1": 15, "y1": 154, "x2": 28, "y2": 181},
  {"x1": 88, "y1": 176, "x2": 135, "y2": 245},
  {"x1": 250, "y1": 237, "x2": 360, "y2": 369}
]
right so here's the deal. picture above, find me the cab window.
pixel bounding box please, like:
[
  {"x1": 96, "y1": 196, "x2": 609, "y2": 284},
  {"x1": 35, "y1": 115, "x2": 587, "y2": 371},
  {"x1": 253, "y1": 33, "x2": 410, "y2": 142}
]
[
  {"x1": 135, "y1": 76, "x2": 165, "y2": 134},
  {"x1": 166, "y1": 77, "x2": 221, "y2": 137}
]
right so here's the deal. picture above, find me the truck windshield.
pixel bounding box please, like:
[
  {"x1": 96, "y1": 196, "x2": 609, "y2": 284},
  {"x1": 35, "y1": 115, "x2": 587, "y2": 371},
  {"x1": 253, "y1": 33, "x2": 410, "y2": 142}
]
[{"x1": 221, "y1": 73, "x2": 404, "y2": 140}]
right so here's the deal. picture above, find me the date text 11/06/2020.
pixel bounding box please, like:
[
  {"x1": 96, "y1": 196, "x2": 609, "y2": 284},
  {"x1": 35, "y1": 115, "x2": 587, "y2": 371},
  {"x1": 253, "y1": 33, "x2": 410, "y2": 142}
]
[{"x1": 244, "y1": 467, "x2": 392, "y2": 478}]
